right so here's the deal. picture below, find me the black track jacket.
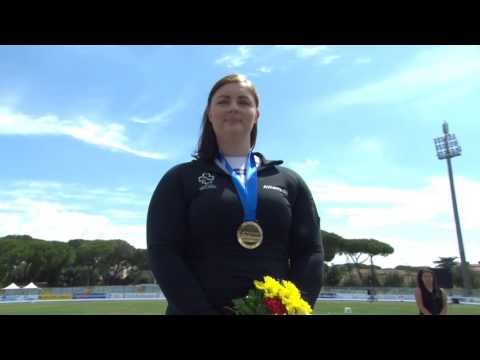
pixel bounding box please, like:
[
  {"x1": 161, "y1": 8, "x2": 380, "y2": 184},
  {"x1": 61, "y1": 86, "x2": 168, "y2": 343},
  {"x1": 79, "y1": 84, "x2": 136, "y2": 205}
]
[{"x1": 147, "y1": 152, "x2": 323, "y2": 314}]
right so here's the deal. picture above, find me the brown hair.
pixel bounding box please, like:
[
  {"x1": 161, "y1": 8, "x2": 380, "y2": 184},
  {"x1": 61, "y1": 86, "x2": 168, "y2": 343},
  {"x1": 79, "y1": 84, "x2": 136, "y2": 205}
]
[
  {"x1": 192, "y1": 74, "x2": 259, "y2": 162},
  {"x1": 417, "y1": 268, "x2": 441, "y2": 294}
]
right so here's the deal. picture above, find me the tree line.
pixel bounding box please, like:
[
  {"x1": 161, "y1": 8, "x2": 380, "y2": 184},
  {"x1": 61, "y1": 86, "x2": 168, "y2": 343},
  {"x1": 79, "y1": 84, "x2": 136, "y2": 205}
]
[
  {"x1": 323, "y1": 256, "x2": 480, "y2": 289},
  {"x1": 322, "y1": 230, "x2": 394, "y2": 287},
  {"x1": 1, "y1": 231, "x2": 395, "y2": 288},
  {"x1": 0, "y1": 235, "x2": 153, "y2": 287}
]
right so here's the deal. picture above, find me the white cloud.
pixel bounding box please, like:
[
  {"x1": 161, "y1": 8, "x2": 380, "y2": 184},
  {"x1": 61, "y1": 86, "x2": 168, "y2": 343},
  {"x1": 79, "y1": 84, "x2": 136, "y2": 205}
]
[
  {"x1": 215, "y1": 46, "x2": 252, "y2": 68},
  {"x1": 0, "y1": 198, "x2": 146, "y2": 249},
  {"x1": 275, "y1": 45, "x2": 328, "y2": 58},
  {"x1": 103, "y1": 209, "x2": 145, "y2": 221},
  {"x1": 2, "y1": 181, "x2": 149, "y2": 209},
  {"x1": 354, "y1": 57, "x2": 372, "y2": 64},
  {"x1": 257, "y1": 66, "x2": 272, "y2": 73},
  {"x1": 310, "y1": 176, "x2": 480, "y2": 227},
  {"x1": 311, "y1": 176, "x2": 480, "y2": 267},
  {"x1": 130, "y1": 100, "x2": 185, "y2": 125},
  {"x1": 0, "y1": 181, "x2": 149, "y2": 249},
  {"x1": 246, "y1": 66, "x2": 274, "y2": 78},
  {"x1": 352, "y1": 137, "x2": 383, "y2": 155},
  {"x1": 0, "y1": 106, "x2": 167, "y2": 159},
  {"x1": 318, "y1": 45, "x2": 480, "y2": 110},
  {"x1": 115, "y1": 187, "x2": 130, "y2": 192},
  {"x1": 321, "y1": 55, "x2": 340, "y2": 65},
  {"x1": 275, "y1": 46, "x2": 340, "y2": 68},
  {"x1": 19, "y1": 181, "x2": 64, "y2": 190},
  {"x1": 289, "y1": 159, "x2": 321, "y2": 174}
]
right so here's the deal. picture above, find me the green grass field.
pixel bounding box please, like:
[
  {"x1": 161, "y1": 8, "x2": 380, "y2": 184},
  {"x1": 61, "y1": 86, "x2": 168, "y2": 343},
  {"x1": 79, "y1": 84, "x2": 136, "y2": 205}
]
[{"x1": 0, "y1": 300, "x2": 479, "y2": 315}]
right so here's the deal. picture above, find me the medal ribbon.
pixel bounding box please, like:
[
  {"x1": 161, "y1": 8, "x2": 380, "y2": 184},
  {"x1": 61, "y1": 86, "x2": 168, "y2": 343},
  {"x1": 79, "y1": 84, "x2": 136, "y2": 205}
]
[{"x1": 218, "y1": 151, "x2": 258, "y2": 222}]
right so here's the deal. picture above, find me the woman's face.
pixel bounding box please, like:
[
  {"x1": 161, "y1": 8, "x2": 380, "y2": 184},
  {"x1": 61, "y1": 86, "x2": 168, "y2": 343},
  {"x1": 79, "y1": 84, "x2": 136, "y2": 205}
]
[
  {"x1": 208, "y1": 82, "x2": 259, "y2": 142},
  {"x1": 422, "y1": 271, "x2": 434, "y2": 287}
]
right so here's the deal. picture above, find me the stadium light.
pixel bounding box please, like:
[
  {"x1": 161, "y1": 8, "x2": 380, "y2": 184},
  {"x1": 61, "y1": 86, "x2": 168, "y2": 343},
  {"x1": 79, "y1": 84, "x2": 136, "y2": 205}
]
[{"x1": 433, "y1": 121, "x2": 472, "y2": 296}]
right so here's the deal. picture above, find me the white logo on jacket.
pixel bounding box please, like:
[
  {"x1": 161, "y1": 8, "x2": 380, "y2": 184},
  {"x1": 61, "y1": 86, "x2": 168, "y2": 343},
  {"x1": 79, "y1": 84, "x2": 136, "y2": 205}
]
[{"x1": 198, "y1": 172, "x2": 216, "y2": 190}]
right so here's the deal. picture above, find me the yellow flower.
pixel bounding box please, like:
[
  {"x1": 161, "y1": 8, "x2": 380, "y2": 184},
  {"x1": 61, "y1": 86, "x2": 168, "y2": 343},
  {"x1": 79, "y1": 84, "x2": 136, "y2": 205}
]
[
  {"x1": 294, "y1": 298, "x2": 313, "y2": 315},
  {"x1": 283, "y1": 297, "x2": 312, "y2": 315},
  {"x1": 278, "y1": 280, "x2": 301, "y2": 301},
  {"x1": 253, "y1": 276, "x2": 313, "y2": 315},
  {"x1": 278, "y1": 280, "x2": 312, "y2": 315},
  {"x1": 254, "y1": 276, "x2": 283, "y2": 299}
]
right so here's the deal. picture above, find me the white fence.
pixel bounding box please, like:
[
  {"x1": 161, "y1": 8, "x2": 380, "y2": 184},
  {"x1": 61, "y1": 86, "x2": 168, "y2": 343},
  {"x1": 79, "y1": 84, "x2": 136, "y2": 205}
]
[
  {"x1": 2, "y1": 286, "x2": 479, "y2": 305},
  {"x1": 318, "y1": 293, "x2": 480, "y2": 305}
]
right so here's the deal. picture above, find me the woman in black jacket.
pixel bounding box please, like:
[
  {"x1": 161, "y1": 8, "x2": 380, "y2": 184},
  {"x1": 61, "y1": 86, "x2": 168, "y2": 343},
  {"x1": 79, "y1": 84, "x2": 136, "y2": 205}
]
[{"x1": 147, "y1": 74, "x2": 324, "y2": 315}]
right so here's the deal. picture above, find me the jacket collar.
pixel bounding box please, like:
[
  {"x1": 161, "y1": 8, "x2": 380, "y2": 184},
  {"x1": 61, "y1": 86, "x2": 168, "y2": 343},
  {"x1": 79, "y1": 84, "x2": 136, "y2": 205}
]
[
  {"x1": 253, "y1": 152, "x2": 284, "y2": 171},
  {"x1": 196, "y1": 152, "x2": 283, "y2": 175}
]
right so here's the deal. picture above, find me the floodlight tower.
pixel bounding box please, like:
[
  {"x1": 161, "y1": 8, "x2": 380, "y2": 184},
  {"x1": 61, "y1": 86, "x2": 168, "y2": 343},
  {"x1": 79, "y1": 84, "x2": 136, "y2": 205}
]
[{"x1": 433, "y1": 122, "x2": 472, "y2": 296}]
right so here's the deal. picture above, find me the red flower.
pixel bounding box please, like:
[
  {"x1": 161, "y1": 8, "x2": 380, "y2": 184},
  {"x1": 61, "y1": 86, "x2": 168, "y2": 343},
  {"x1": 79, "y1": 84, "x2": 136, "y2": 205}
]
[{"x1": 263, "y1": 297, "x2": 287, "y2": 315}]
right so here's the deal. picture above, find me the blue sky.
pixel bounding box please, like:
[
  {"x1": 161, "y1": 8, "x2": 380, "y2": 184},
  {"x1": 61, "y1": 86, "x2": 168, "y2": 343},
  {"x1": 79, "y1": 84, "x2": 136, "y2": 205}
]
[{"x1": 1, "y1": 45, "x2": 479, "y2": 268}]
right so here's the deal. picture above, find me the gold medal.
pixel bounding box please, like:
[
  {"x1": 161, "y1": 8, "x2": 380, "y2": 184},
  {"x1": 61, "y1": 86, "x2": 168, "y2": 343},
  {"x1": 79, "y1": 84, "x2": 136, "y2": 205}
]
[{"x1": 237, "y1": 221, "x2": 263, "y2": 249}]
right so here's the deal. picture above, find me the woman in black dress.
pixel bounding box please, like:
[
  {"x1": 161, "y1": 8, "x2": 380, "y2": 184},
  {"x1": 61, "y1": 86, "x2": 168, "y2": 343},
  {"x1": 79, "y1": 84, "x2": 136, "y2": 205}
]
[{"x1": 415, "y1": 268, "x2": 448, "y2": 315}]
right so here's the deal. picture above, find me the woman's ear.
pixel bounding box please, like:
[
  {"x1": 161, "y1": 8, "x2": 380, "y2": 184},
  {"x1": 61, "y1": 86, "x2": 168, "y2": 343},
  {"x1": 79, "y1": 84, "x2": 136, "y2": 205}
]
[{"x1": 207, "y1": 107, "x2": 212, "y2": 124}]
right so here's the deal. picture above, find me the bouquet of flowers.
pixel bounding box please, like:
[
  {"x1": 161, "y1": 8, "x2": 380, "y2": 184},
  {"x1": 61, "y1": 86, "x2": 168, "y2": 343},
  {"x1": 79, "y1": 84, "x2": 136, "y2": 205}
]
[{"x1": 230, "y1": 276, "x2": 313, "y2": 315}]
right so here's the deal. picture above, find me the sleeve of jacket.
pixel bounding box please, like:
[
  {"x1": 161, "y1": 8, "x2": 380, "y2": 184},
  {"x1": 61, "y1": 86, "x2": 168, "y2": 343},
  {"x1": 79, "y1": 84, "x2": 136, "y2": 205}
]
[
  {"x1": 287, "y1": 173, "x2": 324, "y2": 309},
  {"x1": 147, "y1": 165, "x2": 218, "y2": 314}
]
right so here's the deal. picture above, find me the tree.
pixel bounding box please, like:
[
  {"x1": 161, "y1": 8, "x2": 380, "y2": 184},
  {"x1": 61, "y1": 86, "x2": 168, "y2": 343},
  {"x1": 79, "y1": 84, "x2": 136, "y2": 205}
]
[
  {"x1": 321, "y1": 231, "x2": 344, "y2": 262},
  {"x1": 434, "y1": 257, "x2": 459, "y2": 270},
  {"x1": 69, "y1": 240, "x2": 110, "y2": 285},
  {"x1": 11, "y1": 260, "x2": 32, "y2": 285},
  {"x1": 32, "y1": 241, "x2": 76, "y2": 286},
  {"x1": 451, "y1": 264, "x2": 480, "y2": 289},
  {"x1": 341, "y1": 273, "x2": 361, "y2": 287},
  {"x1": 0, "y1": 236, "x2": 78, "y2": 286},
  {"x1": 131, "y1": 249, "x2": 149, "y2": 271},
  {"x1": 1, "y1": 236, "x2": 148, "y2": 287},
  {"x1": 0, "y1": 244, "x2": 11, "y2": 286},
  {"x1": 337, "y1": 239, "x2": 393, "y2": 287},
  {"x1": 126, "y1": 270, "x2": 155, "y2": 284},
  {"x1": 125, "y1": 249, "x2": 153, "y2": 284},
  {"x1": 363, "y1": 239, "x2": 394, "y2": 287},
  {"x1": 66, "y1": 239, "x2": 137, "y2": 286},
  {"x1": 0, "y1": 237, "x2": 38, "y2": 286},
  {"x1": 406, "y1": 277, "x2": 417, "y2": 288},
  {"x1": 383, "y1": 271, "x2": 404, "y2": 287},
  {"x1": 99, "y1": 240, "x2": 136, "y2": 285},
  {"x1": 395, "y1": 265, "x2": 425, "y2": 272},
  {"x1": 324, "y1": 265, "x2": 343, "y2": 287}
]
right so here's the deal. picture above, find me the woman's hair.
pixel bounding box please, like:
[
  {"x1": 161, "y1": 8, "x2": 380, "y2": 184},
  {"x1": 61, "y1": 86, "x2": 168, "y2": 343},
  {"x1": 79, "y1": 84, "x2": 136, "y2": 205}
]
[
  {"x1": 192, "y1": 74, "x2": 259, "y2": 162},
  {"x1": 417, "y1": 268, "x2": 441, "y2": 296}
]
